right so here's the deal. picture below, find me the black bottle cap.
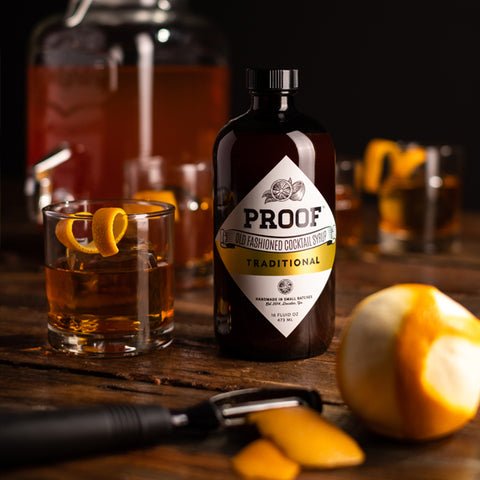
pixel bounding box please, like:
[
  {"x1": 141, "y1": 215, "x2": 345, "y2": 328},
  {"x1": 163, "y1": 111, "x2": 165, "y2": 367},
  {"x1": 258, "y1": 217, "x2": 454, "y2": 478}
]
[{"x1": 247, "y1": 68, "x2": 299, "y2": 92}]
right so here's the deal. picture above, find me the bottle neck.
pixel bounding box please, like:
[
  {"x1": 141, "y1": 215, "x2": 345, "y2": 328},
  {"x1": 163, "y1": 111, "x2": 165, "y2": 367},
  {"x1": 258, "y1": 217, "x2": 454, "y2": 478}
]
[{"x1": 250, "y1": 92, "x2": 296, "y2": 112}]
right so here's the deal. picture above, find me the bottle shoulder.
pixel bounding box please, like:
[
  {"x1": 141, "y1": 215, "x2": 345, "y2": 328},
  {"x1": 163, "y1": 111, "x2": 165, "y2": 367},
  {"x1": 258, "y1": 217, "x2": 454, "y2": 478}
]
[{"x1": 217, "y1": 109, "x2": 328, "y2": 137}]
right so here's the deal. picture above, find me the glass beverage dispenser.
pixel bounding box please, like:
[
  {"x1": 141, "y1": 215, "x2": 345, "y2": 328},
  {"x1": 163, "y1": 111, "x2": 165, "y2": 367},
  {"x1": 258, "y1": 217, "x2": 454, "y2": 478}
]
[{"x1": 26, "y1": 0, "x2": 230, "y2": 288}]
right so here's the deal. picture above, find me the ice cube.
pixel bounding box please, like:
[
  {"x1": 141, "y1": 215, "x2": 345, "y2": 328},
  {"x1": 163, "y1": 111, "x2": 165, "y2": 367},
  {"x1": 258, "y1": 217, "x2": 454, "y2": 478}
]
[{"x1": 66, "y1": 236, "x2": 157, "y2": 272}]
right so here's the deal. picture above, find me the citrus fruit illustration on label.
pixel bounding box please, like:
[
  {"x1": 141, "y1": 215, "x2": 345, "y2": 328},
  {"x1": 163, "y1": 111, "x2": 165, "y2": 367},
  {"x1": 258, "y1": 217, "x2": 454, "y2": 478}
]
[
  {"x1": 215, "y1": 156, "x2": 336, "y2": 337},
  {"x1": 263, "y1": 177, "x2": 306, "y2": 203}
]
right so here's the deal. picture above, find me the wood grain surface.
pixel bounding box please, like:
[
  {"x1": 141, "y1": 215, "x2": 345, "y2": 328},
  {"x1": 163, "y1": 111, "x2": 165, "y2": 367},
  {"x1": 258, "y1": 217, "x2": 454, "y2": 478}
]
[{"x1": 1, "y1": 209, "x2": 480, "y2": 479}]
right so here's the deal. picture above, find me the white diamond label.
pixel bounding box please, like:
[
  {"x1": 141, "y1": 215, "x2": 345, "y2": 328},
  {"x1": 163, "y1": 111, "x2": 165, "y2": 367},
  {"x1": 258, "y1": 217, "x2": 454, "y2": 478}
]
[{"x1": 215, "y1": 156, "x2": 336, "y2": 337}]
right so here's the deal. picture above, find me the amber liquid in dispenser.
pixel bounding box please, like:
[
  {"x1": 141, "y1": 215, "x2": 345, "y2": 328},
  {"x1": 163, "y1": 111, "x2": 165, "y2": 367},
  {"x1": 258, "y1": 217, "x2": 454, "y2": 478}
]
[
  {"x1": 213, "y1": 69, "x2": 336, "y2": 361},
  {"x1": 29, "y1": 64, "x2": 227, "y2": 289},
  {"x1": 27, "y1": 64, "x2": 229, "y2": 199}
]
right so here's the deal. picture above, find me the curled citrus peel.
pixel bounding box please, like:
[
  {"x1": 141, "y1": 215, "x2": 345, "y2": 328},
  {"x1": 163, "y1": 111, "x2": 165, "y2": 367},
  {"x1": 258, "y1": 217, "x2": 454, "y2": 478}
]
[
  {"x1": 55, "y1": 207, "x2": 128, "y2": 257},
  {"x1": 363, "y1": 139, "x2": 427, "y2": 193},
  {"x1": 391, "y1": 146, "x2": 426, "y2": 179},
  {"x1": 55, "y1": 212, "x2": 97, "y2": 254},
  {"x1": 92, "y1": 208, "x2": 129, "y2": 256}
]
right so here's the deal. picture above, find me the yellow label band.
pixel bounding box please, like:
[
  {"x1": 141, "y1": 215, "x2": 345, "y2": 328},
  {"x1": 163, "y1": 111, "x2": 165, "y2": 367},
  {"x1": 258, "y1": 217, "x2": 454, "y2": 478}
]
[{"x1": 216, "y1": 242, "x2": 336, "y2": 276}]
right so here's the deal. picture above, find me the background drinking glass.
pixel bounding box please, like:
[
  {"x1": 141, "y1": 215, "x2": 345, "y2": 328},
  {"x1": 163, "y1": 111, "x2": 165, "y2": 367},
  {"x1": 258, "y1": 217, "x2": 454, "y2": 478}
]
[
  {"x1": 335, "y1": 156, "x2": 363, "y2": 253},
  {"x1": 124, "y1": 157, "x2": 213, "y2": 290},
  {"x1": 43, "y1": 199, "x2": 175, "y2": 357},
  {"x1": 364, "y1": 140, "x2": 463, "y2": 254}
]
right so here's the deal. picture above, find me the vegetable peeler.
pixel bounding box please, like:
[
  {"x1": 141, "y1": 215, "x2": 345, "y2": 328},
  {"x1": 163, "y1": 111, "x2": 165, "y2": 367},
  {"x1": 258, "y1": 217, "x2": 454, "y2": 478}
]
[{"x1": 0, "y1": 387, "x2": 322, "y2": 467}]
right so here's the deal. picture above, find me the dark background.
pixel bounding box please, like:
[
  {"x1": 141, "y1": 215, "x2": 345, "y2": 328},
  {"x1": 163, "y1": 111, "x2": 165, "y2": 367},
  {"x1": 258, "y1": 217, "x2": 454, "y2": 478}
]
[{"x1": 2, "y1": 0, "x2": 479, "y2": 212}]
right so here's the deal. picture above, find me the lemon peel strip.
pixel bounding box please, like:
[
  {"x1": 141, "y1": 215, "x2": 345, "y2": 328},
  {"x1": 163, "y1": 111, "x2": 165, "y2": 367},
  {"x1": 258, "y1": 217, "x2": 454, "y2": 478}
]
[
  {"x1": 55, "y1": 208, "x2": 128, "y2": 257},
  {"x1": 232, "y1": 438, "x2": 300, "y2": 480},
  {"x1": 391, "y1": 146, "x2": 427, "y2": 179},
  {"x1": 363, "y1": 139, "x2": 401, "y2": 194},
  {"x1": 363, "y1": 139, "x2": 427, "y2": 193},
  {"x1": 92, "y1": 208, "x2": 128, "y2": 257},
  {"x1": 55, "y1": 212, "x2": 99, "y2": 254}
]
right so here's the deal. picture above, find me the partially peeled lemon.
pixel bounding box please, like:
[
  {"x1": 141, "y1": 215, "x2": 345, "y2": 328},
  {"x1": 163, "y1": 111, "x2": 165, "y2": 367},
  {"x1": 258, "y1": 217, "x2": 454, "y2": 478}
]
[
  {"x1": 55, "y1": 207, "x2": 128, "y2": 257},
  {"x1": 337, "y1": 284, "x2": 480, "y2": 441}
]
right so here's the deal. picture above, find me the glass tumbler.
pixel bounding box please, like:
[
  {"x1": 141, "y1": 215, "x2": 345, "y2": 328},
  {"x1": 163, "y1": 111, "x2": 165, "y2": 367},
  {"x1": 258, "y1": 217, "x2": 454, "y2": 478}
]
[{"x1": 43, "y1": 199, "x2": 175, "y2": 357}]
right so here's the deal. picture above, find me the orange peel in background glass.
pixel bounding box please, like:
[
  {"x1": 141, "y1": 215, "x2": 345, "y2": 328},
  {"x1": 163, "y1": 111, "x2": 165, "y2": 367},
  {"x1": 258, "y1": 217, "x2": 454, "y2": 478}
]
[
  {"x1": 133, "y1": 190, "x2": 179, "y2": 221},
  {"x1": 363, "y1": 138, "x2": 427, "y2": 194},
  {"x1": 55, "y1": 207, "x2": 128, "y2": 257}
]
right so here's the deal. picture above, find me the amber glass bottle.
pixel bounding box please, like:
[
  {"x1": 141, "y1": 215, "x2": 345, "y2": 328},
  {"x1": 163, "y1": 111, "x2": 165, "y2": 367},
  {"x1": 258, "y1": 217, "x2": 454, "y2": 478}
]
[{"x1": 213, "y1": 68, "x2": 336, "y2": 361}]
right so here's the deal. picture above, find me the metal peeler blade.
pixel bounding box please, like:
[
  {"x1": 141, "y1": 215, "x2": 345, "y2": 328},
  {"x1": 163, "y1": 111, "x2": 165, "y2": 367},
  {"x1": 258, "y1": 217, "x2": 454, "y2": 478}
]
[{"x1": 179, "y1": 387, "x2": 323, "y2": 430}]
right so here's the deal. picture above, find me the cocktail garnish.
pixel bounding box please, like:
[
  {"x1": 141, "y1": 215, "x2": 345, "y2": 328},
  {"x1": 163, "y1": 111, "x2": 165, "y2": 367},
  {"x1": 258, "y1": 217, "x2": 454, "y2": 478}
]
[
  {"x1": 55, "y1": 208, "x2": 128, "y2": 257},
  {"x1": 363, "y1": 139, "x2": 426, "y2": 193},
  {"x1": 133, "y1": 190, "x2": 179, "y2": 220}
]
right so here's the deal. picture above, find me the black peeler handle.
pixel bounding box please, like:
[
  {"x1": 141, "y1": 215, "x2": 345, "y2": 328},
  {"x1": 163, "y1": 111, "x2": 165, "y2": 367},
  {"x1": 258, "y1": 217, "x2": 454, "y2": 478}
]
[{"x1": 0, "y1": 404, "x2": 175, "y2": 467}]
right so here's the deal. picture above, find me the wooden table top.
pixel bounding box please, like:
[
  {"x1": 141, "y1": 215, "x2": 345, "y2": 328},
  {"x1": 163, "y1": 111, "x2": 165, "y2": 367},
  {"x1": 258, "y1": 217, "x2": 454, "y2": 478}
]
[{"x1": 1, "y1": 208, "x2": 480, "y2": 479}]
